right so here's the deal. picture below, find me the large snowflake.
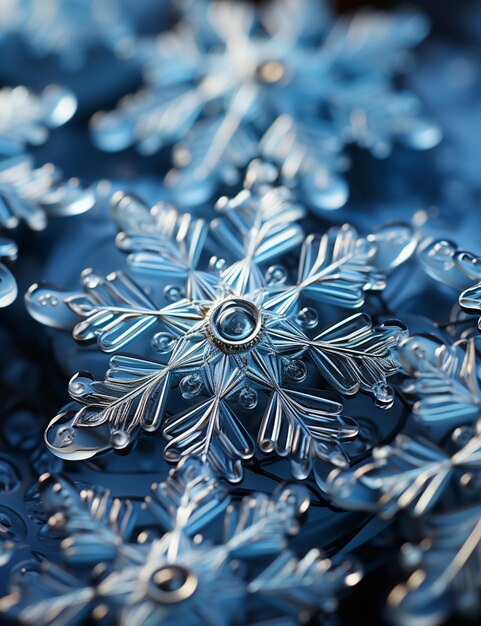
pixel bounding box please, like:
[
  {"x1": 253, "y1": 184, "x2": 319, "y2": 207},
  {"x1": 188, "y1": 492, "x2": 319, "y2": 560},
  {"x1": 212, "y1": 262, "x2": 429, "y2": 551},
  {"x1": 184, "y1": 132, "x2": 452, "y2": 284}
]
[
  {"x1": 91, "y1": 0, "x2": 441, "y2": 210},
  {"x1": 27, "y1": 170, "x2": 413, "y2": 483},
  {"x1": 0, "y1": 458, "x2": 361, "y2": 625}
]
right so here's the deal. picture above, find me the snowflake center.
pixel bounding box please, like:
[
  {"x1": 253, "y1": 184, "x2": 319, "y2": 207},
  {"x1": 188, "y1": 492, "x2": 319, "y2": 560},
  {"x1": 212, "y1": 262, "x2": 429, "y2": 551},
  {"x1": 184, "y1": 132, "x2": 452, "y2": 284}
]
[
  {"x1": 149, "y1": 565, "x2": 198, "y2": 604},
  {"x1": 207, "y1": 298, "x2": 262, "y2": 352},
  {"x1": 256, "y1": 60, "x2": 286, "y2": 84}
]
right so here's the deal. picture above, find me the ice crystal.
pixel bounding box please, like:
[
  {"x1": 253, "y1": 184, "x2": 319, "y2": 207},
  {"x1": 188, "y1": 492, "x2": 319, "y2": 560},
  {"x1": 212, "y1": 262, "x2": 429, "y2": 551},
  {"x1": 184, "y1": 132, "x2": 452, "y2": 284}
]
[
  {"x1": 27, "y1": 174, "x2": 412, "y2": 483},
  {"x1": 0, "y1": 458, "x2": 361, "y2": 625},
  {"x1": 91, "y1": 0, "x2": 441, "y2": 209}
]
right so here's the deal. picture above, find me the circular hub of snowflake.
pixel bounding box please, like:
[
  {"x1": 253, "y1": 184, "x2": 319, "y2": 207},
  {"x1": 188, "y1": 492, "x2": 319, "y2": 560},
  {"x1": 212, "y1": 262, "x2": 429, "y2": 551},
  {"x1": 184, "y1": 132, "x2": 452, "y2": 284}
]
[
  {"x1": 256, "y1": 60, "x2": 286, "y2": 83},
  {"x1": 149, "y1": 565, "x2": 198, "y2": 604},
  {"x1": 207, "y1": 298, "x2": 262, "y2": 353}
]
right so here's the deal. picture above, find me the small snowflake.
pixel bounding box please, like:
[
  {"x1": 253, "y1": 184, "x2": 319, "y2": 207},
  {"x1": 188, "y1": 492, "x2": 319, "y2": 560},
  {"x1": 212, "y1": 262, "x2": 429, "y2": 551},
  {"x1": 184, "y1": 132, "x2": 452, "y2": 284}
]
[
  {"x1": 91, "y1": 0, "x2": 441, "y2": 210},
  {"x1": 0, "y1": 458, "x2": 361, "y2": 625},
  {"x1": 27, "y1": 173, "x2": 413, "y2": 483}
]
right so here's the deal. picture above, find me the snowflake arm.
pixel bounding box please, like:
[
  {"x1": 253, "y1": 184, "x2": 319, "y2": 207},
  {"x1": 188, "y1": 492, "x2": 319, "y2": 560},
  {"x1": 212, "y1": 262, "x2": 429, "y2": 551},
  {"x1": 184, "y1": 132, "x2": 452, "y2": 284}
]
[
  {"x1": 248, "y1": 352, "x2": 358, "y2": 475},
  {"x1": 264, "y1": 224, "x2": 386, "y2": 315},
  {"x1": 400, "y1": 335, "x2": 481, "y2": 427},
  {"x1": 163, "y1": 357, "x2": 255, "y2": 483},
  {"x1": 326, "y1": 431, "x2": 481, "y2": 518},
  {"x1": 249, "y1": 549, "x2": 362, "y2": 618},
  {"x1": 259, "y1": 114, "x2": 348, "y2": 211},
  {"x1": 267, "y1": 313, "x2": 406, "y2": 406},
  {"x1": 388, "y1": 504, "x2": 481, "y2": 626},
  {"x1": 43, "y1": 344, "x2": 204, "y2": 459},
  {"x1": 145, "y1": 457, "x2": 230, "y2": 535}
]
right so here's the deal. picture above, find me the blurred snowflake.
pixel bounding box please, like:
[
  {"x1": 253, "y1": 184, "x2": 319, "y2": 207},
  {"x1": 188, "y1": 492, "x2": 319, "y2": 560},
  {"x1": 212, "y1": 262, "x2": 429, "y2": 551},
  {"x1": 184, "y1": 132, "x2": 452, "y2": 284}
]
[
  {"x1": 0, "y1": 0, "x2": 134, "y2": 69},
  {"x1": 91, "y1": 0, "x2": 441, "y2": 210},
  {"x1": 321, "y1": 331, "x2": 481, "y2": 624},
  {"x1": 388, "y1": 503, "x2": 481, "y2": 626},
  {"x1": 0, "y1": 85, "x2": 94, "y2": 307},
  {"x1": 0, "y1": 85, "x2": 77, "y2": 153},
  {"x1": 27, "y1": 172, "x2": 414, "y2": 482},
  {"x1": 419, "y1": 239, "x2": 481, "y2": 334},
  {"x1": 0, "y1": 458, "x2": 361, "y2": 625}
]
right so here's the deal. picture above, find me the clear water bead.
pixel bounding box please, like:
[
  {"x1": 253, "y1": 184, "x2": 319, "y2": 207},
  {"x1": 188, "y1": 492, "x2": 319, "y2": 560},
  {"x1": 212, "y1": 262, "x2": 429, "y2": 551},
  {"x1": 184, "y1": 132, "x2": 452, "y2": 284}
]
[
  {"x1": 372, "y1": 382, "x2": 394, "y2": 408},
  {"x1": 110, "y1": 430, "x2": 130, "y2": 449},
  {"x1": 179, "y1": 374, "x2": 203, "y2": 400},
  {"x1": 296, "y1": 307, "x2": 318, "y2": 329},
  {"x1": 209, "y1": 256, "x2": 226, "y2": 273},
  {"x1": 151, "y1": 332, "x2": 175, "y2": 354},
  {"x1": 164, "y1": 284, "x2": 185, "y2": 302},
  {"x1": 285, "y1": 359, "x2": 307, "y2": 383},
  {"x1": 238, "y1": 387, "x2": 258, "y2": 410},
  {"x1": 265, "y1": 265, "x2": 288, "y2": 286}
]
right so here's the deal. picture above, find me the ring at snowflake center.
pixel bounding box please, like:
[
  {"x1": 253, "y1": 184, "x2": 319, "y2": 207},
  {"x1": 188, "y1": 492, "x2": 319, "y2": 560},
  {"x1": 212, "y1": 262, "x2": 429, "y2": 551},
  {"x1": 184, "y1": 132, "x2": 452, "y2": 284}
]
[
  {"x1": 208, "y1": 298, "x2": 262, "y2": 352},
  {"x1": 257, "y1": 61, "x2": 286, "y2": 83},
  {"x1": 149, "y1": 565, "x2": 198, "y2": 604}
]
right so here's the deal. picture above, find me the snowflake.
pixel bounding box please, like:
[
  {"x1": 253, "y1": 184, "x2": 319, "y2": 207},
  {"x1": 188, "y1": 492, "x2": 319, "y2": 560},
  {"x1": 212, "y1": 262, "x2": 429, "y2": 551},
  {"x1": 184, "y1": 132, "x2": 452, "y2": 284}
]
[
  {"x1": 0, "y1": 85, "x2": 94, "y2": 307},
  {"x1": 324, "y1": 335, "x2": 481, "y2": 516},
  {"x1": 419, "y1": 238, "x2": 481, "y2": 332},
  {"x1": 0, "y1": 458, "x2": 361, "y2": 625},
  {"x1": 91, "y1": 0, "x2": 441, "y2": 210},
  {"x1": 0, "y1": 85, "x2": 77, "y2": 153},
  {"x1": 318, "y1": 331, "x2": 481, "y2": 624},
  {"x1": 27, "y1": 173, "x2": 413, "y2": 483},
  {"x1": 0, "y1": 0, "x2": 133, "y2": 69}
]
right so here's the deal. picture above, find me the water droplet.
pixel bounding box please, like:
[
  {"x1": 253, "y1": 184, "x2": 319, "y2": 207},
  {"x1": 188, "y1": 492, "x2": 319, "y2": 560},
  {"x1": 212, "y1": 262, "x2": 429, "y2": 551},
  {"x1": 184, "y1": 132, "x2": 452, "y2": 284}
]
[
  {"x1": 69, "y1": 380, "x2": 85, "y2": 395},
  {"x1": 265, "y1": 265, "x2": 288, "y2": 286},
  {"x1": 296, "y1": 307, "x2": 318, "y2": 329},
  {"x1": 54, "y1": 426, "x2": 76, "y2": 447},
  {"x1": 401, "y1": 544, "x2": 423, "y2": 568},
  {"x1": 82, "y1": 272, "x2": 101, "y2": 289},
  {"x1": 179, "y1": 374, "x2": 203, "y2": 400},
  {"x1": 372, "y1": 382, "x2": 394, "y2": 408},
  {"x1": 110, "y1": 430, "x2": 130, "y2": 449},
  {"x1": 412, "y1": 345, "x2": 426, "y2": 360},
  {"x1": 285, "y1": 359, "x2": 307, "y2": 383},
  {"x1": 0, "y1": 460, "x2": 20, "y2": 492},
  {"x1": 164, "y1": 284, "x2": 185, "y2": 302},
  {"x1": 151, "y1": 332, "x2": 175, "y2": 354},
  {"x1": 452, "y1": 426, "x2": 475, "y2": 448},
  {"x1": 209, "y1": 256, "x2": 226, "y2": 273},
  {"x1": 238, "y1": 387, "x2": 258, "y2": 410}
]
